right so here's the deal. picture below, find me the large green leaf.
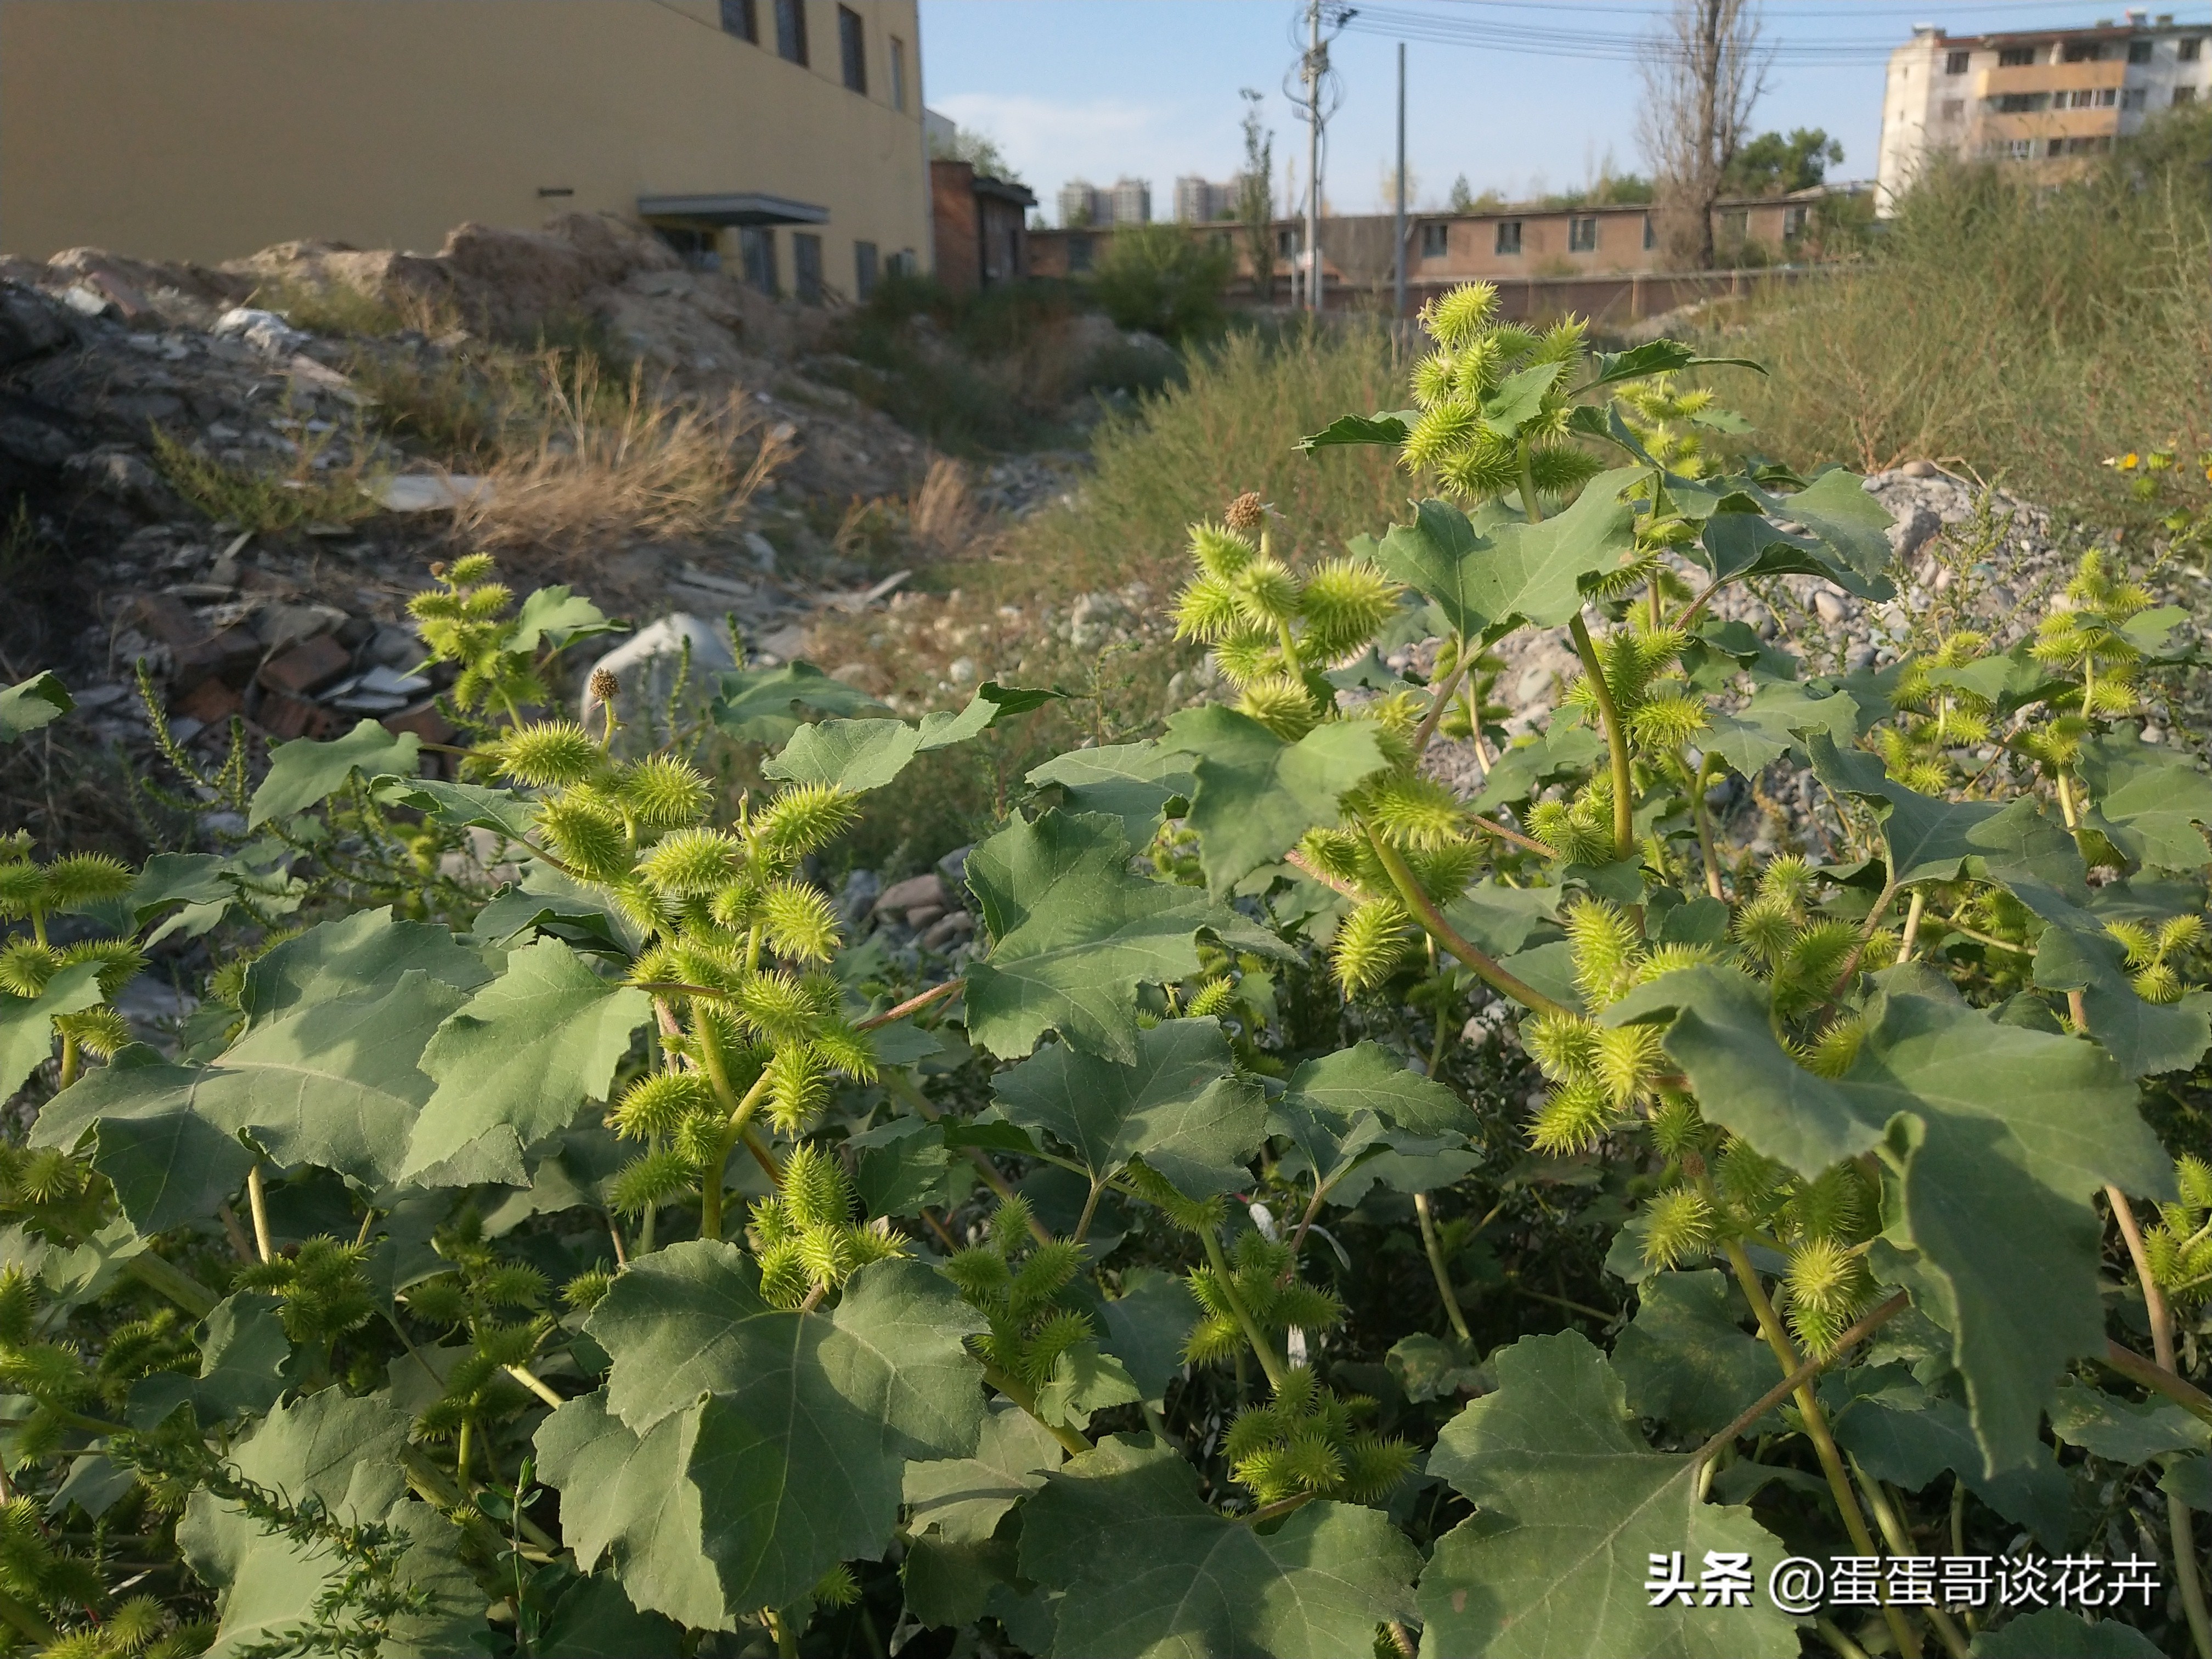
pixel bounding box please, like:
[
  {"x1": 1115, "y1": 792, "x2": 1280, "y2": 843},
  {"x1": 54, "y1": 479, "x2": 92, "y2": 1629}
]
[
  {"x1": 0, "y1": 958, "x2": 103, "y2": 1097},
  {"x1": 1267, "y1": 1040, "x2": 1473, "y2": 1202},
  {"x1": 371, "y1": 775, "x2": 543, "y2": 843},
  {"x1": 128, "y1": 1293, "x2": 292, "y2": 1430},
  {"x1": 0, "y1": 671, "x2": 71, "y2": 742},
  {"x1": 710, "y1": 661, "x2": 891, "y2": 744},
  {"x1": 1612, "y1": 968, "x2": 2169, "y2": 1475},
  {"x1": 178, "y1": 1390, "x2": 480, "y2": 1659},
  {"x1": 1479, "y1": 360, "x2": 1564, "y2": 437},
  {"x1": 963, "y1": 811, "x2": 1284, "y2": 1063},
  {"x1": 1829, "y1": 1369, "x2": 2068, "y2": 1546},
  {"x1": 1025, "y1": 741, "x2": 1195, "y2": 848},
  {"x1": 1701, "y1": 678, "x2": 1869, "y2": 778},
  {"x1": 2048, "y1": 1379, "x2": 2211, "y2": 1463},
  {"x1": 1374, "y1": 470, "x2": 1641, "y2": 641},
  {"x1": 1578, "y1": 339, "x2": 1766, "y2": 392},
  {"x1": 564, "y1": 1246, "x2": 985, "y2": 1616},
  {"x1": 1418, "y1": 1331, "x2": 1795, "y2": 1658},
  {"x1": 1610, "y1": 1269, "x2": 1775, "y2": 1438},
  {"x1": 36, "y1": 968, "x2": 471, "y2": 1226},
  {"x1": 1808, "y1": 732, "x2": 2092, "y2": 923},
  {"x1": 2075, "y1": 727, "x2": 2212, "y2": 870},
  {"x1": 238, "y1": 907, "x2": 490, "y2": 1028},
  {"x1": 504, "y1": 584, "x2": 619, "y2": 654},
  {"x1": 2032, "y1": 923, "x2": 2211, "y2": 1077},
  {"x1": 1972, "y1": 1610, "x2": 2163, "y2": 1657},
  {"x1": 402, "y1": 938, "x2": 651, "y2": 1184},
  {"x1": 763, "y1": 684, "x2": 1060, "y2": 793},
  {"x1": 1294, "y1": 409, "x2": 1417, "y2": 453},
  {"x1": 534, "y1": 1395, "x2": 730, "y2": 1632},
  {"x1": 247, "y1": 719, "x2": 422, "y2": 827},
  {"x1": 1159, "y1": 707, "x2": 1385, "y2": 895},
  {"x1": 993, "y1": 1018, "x2": 1264, "y2": 1197},
  {"x1": 1747, "y1": 468, "x2": 1894, "y2": 588},
  {"x1": 1099, "y1": 1268, "x2": 1201, "y2": 1404},
  {"x1": 901, "y1": 1402, "x2": 1065, "y2": 1628},
  {"x1": 1019, "y1": 1432, "x2": 1419, "y2": 1658}
]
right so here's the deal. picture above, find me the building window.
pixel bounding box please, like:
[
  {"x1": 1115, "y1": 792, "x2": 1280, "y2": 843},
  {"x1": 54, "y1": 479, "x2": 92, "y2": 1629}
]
[
  {"x1": 1720, "y1": 209, "x2": 1749, "y2": 244},
  {"x1": 1420, "y1": 221, "x2": 1447, "y2": 258},
  {"x1": 774, "y1": 0, "x2": 807, "y2": 65},
  {"x1": 2129, "y1": 38, "x2": 2154, "y2": 64},
  {"x1": 1642, "y1": 213, "x2": 1655, "y2": 250},
  {"x1": 1996, "y1": 92, "x2": 2048, "y2": 113},
  {"x1": 1567, "y1": 216, "x2": 1597, "y2": 252},
  {"x1": 1997, "y1": 46, "x2": 2039, "y2": 66},
  {"x1": 2179, "y1": 85, "x2": 2200, "y2": 104},
  {"x1": 793, "y1": 233, "x2": 823, "y2": 303},
  {"x1": 655, "y1": 226, "x2": 721, "y2": 270},
  {"x1": 1277, "y1": 227, "x2": 1300, "y2": 258},
  {"x1": 1066, "y1": 234, "x2": 1094, "y2": 274},
  {"x1": 837, "y1": 6, "x2": 866, "y2": 93},
  {"x1": 889, "y1": 36, "x2": 907, "y2": 110},
  {"x1": 2182, "y1": 38, "x2": 2203, "y2": 60},
  {"x1": 740, "y1": 228, "x2": 778, "y2": 297},
  {"x1": 2008, "y1": 138, "x2": 2034, "y2": 159},
  {"x1": 1782, "y1": 204, "x2": 1808, "y2": 239},
  {"x1": 2061, "y1": 40, "x2": 2101, "y2": 62},
  {"x1": 720, "y1": 0, "x2": 757, "y2": 42},
  {"x1": 2047, "y1": 137, "x2": 2065, "y2": 156},
  {"x1": 854, "y1": 240, "x2": 879, "y2": 300},
  {"x1": 2123, "y1": 86, "x2": 2148, "y2": 109},
  {"x1": 1494, "y1": 220, "x2": 1522, "y2": 255},
  {"x1": 1945, "y1": 49, "x2": 1971, "y2": 74},
  {"x1": 2097, "y1": 87, "x2": 2119, "y2": 105},
  {"x1": 1940, "y1": 97, "x2": 1965, "y2": 120}
]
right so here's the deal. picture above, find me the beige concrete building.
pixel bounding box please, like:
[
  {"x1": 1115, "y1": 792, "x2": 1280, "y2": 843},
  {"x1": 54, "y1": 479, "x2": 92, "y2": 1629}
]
[
  {"x1": 1878, "y1": 10, "x2": 2211, "y2": 210},
  {"x1": 0, "y1": 0, "x2": 930, "y2": 301}
]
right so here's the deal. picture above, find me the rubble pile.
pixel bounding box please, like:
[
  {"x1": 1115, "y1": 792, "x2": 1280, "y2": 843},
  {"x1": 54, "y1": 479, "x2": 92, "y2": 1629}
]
[{"x1": 0, "y1": 213, "x2": 1026, "y2": 770}]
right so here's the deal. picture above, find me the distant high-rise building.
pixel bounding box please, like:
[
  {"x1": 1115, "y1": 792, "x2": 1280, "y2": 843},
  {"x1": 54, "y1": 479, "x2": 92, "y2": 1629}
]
[
  {"x1": 1107, "y1": 177, "x2": 1151, "y2": 225},
  {"x1": 1878, "y1": 13, "x2": 2210, "y2": 211},
  {"x1": 1173, "y1": 175, "x2": 1241, "y2": 222},
  {"x1": 1058, "y1": 179, "x2": 1107, "y2": 228}
]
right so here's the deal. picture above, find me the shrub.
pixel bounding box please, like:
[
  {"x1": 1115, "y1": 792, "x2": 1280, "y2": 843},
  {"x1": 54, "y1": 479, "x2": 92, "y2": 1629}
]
[{"x1": 1092, "y1": 223, "x2": 1235, "y2": 343}]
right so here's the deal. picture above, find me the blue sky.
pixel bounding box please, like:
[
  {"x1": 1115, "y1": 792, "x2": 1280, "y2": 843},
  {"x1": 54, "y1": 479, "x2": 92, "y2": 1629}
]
[{"x1": 918, "y1": 0, "x2": 2207, "y2": 220}]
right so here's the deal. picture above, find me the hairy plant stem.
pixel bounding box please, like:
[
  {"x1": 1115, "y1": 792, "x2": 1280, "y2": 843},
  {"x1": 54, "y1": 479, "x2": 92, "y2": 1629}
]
[
  {"x1": 1567, "y1": 613, "x2": 1636, "y2": 863},
  {"x1": 1690, "y1": 751, "x2": 1725, "y2": 900},
  {"x1": 56, "y1": 1032, "x2": 77, "y2": 1091},
  {"x1": 696, "y1": 1021, "x2": 770, "y2": 1241},
  {"x1": 1853, "y1": 1453, "x2": 1972, "y2": 1659},
  {"x1": 856, "y1": 978, "x2": 963, "y2": 1030},
  {"x1": 246, "y1": 1163, "x2": 274, "y2": 1263},
  {"x1": 2107, "y1": 1184, "x2": 2212, "y2": 1659},
  {"x1": 123, "y1": 1251, "x2": 218, "y2": 1318},
  {"x1": 1072, "y1": 1178, "x2": 1107, "y2": 1246},
  {"x1": 1364, "y1": 825, "x2": 1569, "y2": 1017},
  {"x1": 885, "y1": 1072, "x2": 1049, "y2": 1243},
  {"x1": 1895, "y1": 889, "x2": 1927, "y2": 963},
  {"x1": 1413, "y1": 1192, "x2": 1474, "y2": 1345},
  {"x1": 978, "y1": 1359, "x2": 1092, "y2": 1458},
  {"x1": 1409, "y1": 649, "x2": 1474, "y2": 759},
  {"x1": 1692, "y1": 1291, "x2": 1909, "y2": 1468},
  {"x1": 504, "y1": 1364, "x2": 564, "y2": 1410},
  {"x1": 1199, "y1": 1226, "x2": 1288, "y2": 1392},
  {"x1": 1243, "y1": 1491, "x2": 1317, "y2": 1527},
  {"x1": 1722, "y1": 1238, "x2": 1923, "y2": 1659}
]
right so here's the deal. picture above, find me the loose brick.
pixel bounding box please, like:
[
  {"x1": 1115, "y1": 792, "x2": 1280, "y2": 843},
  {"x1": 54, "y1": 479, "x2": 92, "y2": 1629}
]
[
  {"x1": 173, "y1": 678, "x2": 242, "y2": 726},
  {"x1": 253, "y1": 690, "x2": 337, "y2": 741},
  {"x1": 257, "y1": 634, "x2": 349, "y2": 697},
  {"x1": 381, "y1": 699, "x2": 455, "y2": 747}
]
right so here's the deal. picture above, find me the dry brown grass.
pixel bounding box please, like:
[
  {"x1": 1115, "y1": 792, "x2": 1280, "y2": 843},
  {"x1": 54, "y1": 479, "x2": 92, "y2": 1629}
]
[
  {"x1": 909, "y1": 456, "x2": 983, "y2": 557},
  {"x1": 456, "y1": 354, "x2": 788, "y2": 555}
]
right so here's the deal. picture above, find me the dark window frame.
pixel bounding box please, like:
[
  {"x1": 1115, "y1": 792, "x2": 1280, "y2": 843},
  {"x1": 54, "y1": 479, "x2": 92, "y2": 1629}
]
[
  {"x1": 854, "y1": 240, "x2": 879, "y2": 300},
  {"x1": 740, "y1": 227, "x2": 779, "y2": 298},
  {"x1": 1067, "y1": 234, "x2": 1094, "y2": 274},
  {"x1": 1494, "y1": 219, "x2": 1522, "y2": 256},
  {"x1": 1945, "y1": 49, "x2": 1971, "y2": 74},
  {"x1": 837, "y1": 5, "x2": 866, "y2": 93},
  {"x1": 2128, "y1": 37, "x2": 2154, "y2": 63},
  {"x1": 1419, "y1": 221, "x2": 1448, "y2": 258},
  {"x1": 720, "y1": 0, "x2": 757, "y2": 42},
  {"x1": 2181, "y1": 37, "x2": 2203, "y2": 60},
  {"x1": 1997, "y1": 45, "x2": 2039, "y2": 66},
  {"x1": 793, "y1": 231, "x2": 825, "y2": 304},
  {"x1": 1642, "y1": 213, "x2": 1655, "y2": 250},
  {"x1": 889, "y1": 35, "x2": 908, "y2": 109},
  {"x1": 775, "y1": 0, "x2": 808, "y2": 65},
  {"x1": 2061, "y1": 40, "x2": 2101, "y2": 62},
  {"x1": 1568, "y1": 215, "x2": 1597, "y2": 252}
]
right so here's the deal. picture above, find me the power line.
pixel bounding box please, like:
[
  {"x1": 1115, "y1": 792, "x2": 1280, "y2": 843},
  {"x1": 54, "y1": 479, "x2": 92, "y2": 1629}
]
[{"x1": 1339, "y1": 7, "x2": 1934, "y2": 64}]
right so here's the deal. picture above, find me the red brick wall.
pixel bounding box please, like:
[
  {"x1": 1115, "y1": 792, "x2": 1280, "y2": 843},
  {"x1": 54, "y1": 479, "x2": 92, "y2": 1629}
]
[{"x1": 930, "y1": 160, "x2": 980, "y2": 294}]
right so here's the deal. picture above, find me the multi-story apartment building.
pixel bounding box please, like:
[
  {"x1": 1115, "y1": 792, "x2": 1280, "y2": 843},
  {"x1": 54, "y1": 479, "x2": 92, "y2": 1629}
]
[
  {"x1": 1107, "y1": 178, "x2": 1153, "y2": 227},
  {"x1": 0, "y1": 0, "x2": 929, "y2": 296},
  {"x1": 1877, "y1": 9, "x2": 2210, "y2": 208},
  {"x1": 1173, "y1": 176, "x2": 1244, "y2": 224},
  {"x1": 1058, "y1": 177, "x2": 1154, "y2": 229}
]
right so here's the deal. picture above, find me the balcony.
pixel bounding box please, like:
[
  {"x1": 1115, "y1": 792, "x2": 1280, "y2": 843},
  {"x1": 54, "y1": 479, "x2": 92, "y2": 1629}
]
[
  {"x1": 1974, "y1": 105, "x2": 2123, "y2": 142},
  {"x1": 1976, "y1": 59, "x2": 2126, "y2": 97}
]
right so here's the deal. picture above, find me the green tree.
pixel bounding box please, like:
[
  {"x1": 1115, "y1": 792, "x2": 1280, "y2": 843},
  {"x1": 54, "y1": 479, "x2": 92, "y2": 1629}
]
[
  {"x1": 1723, "y1": 127, "x2": 1843, "y2": 196},
  {"x1": 1237, "y1": 89, "x2": 1276, "y2": 301},
  {"x1": 1447, "y1": 173, "x2": 1475, "y2": 212},
  {"x1": 930, "y1": 124, "x2": 1022, "y2": 186}
]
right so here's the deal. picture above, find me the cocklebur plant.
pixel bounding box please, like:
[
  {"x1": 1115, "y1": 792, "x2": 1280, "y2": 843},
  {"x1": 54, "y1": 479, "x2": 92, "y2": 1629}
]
[{"x1": 2, "y1": 286, "x2": 2212, "y2": 1658}]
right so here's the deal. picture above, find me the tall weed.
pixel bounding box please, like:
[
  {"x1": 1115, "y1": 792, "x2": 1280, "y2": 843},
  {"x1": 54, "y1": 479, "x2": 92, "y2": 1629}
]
[{"x1": 1721, "y1": 109, "x2": 2212, "y2": 516}]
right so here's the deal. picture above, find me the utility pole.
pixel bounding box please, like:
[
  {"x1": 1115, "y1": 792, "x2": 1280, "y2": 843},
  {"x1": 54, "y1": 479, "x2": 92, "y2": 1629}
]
[
  {"x1": 1305, "y1": 0, "x2": 1323, "y2": 313},
  {"x1": 1393, "y1": 41, "x2": 1406, "y2": 324}
]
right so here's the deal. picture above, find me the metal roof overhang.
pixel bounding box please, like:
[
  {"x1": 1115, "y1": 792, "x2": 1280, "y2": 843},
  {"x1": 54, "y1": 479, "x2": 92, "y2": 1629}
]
[{"x1": 636, "y1": 192, "x2": 830, "y2": 227}]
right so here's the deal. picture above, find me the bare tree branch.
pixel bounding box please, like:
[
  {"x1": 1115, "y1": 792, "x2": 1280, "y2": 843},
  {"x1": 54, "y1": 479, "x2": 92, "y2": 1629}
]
[{"x1": 1637, "y1": 0, "x2": 1773, "y2": 268}]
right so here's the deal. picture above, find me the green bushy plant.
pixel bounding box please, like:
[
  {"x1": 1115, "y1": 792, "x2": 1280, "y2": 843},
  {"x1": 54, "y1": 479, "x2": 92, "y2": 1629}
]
[{"x1": 1, "y1": 278, "x2": 2211, "y2": 1657}]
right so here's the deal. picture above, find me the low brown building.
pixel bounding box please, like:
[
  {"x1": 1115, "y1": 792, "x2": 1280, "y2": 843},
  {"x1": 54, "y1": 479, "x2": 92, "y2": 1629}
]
[
  {"x1": 930, "y1": 160, "x2": 1036, "y2": 295},
  {"x1": 1029, "y1": 185, "x2": 1860, "y2": 319}
]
